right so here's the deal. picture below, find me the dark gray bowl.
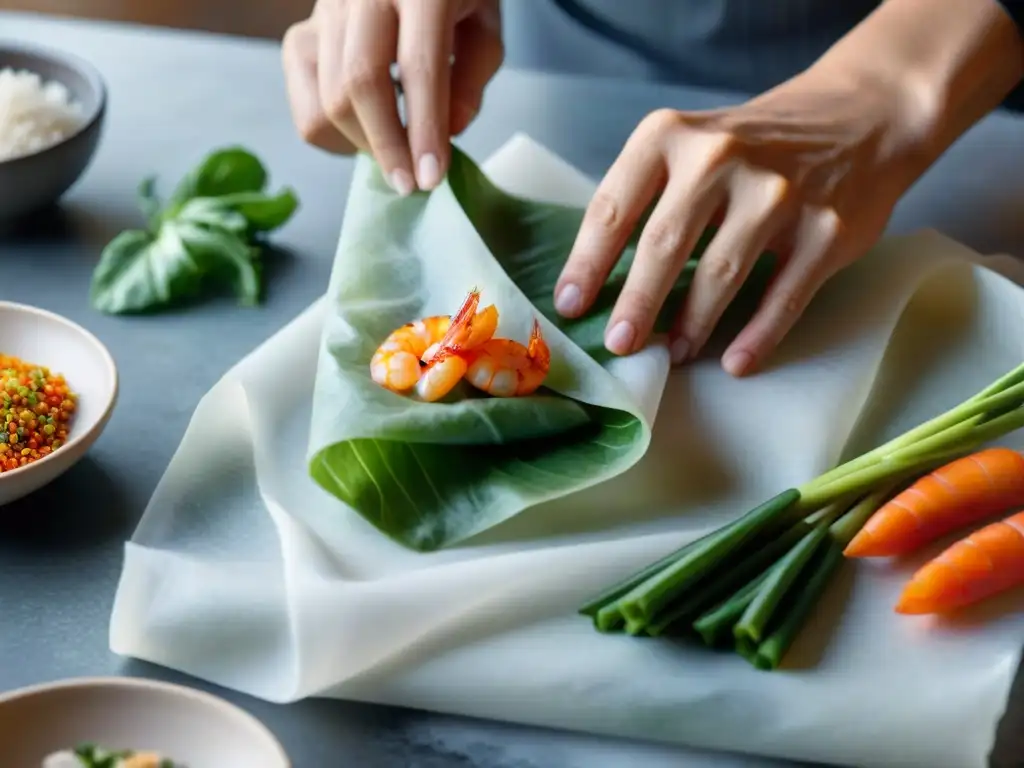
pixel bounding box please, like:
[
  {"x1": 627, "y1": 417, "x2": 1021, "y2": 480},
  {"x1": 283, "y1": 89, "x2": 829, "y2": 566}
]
[{"x1": 0, "y1": 42, "x2": 106, "y2": 221}]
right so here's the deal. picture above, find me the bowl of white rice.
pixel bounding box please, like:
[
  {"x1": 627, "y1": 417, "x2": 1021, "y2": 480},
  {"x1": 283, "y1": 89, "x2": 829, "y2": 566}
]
[{"x1": 0, "y1": 42, "x2": 106, "y2": 220}]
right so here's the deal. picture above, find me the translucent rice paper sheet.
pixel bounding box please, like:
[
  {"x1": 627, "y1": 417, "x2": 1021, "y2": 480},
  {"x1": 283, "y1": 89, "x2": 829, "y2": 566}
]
[{"x1": 110, "y1": 135, "x2": 1024, "y2": 768}]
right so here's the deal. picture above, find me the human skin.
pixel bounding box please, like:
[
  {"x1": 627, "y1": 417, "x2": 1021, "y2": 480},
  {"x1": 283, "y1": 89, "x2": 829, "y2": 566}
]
[{"x1": 282, "y1": 0, "x2": 1024, "y2": 376}]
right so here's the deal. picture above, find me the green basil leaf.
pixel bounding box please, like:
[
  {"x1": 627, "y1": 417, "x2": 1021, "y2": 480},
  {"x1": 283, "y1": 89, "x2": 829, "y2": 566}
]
[
  {"x1": 89, "y1": 225, "x2": 205, "y2": 314},
  {"x1": 73, "y1": 744, "x2": 132, "y2": 768},
  {"x1": 168, "y1": 146, "x2": 268, "y2": 208},
  {"x1": 176, "y1": 222, "x2": 261, "y2": 306},
  {"x1": 91, "y1": 145, "x2": 297, "y2": 314},
  {"x1": 176, "y1": 196, "x2": 249, "y2": 235},
  {"x1": 74, "y1": 744, "x2": 99, "y2": 766},
  {"x1": 137, "y1": 175, "x2": 162, "y2": 228},
  {"x1": 214, "y1": 187, "x2": 299, "y2": 232}
]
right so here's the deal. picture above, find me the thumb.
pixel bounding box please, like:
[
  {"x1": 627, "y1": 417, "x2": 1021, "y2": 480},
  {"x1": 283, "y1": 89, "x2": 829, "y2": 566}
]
[{"x1": 448, "y1": 18, "x2": 504, "y2": 136}]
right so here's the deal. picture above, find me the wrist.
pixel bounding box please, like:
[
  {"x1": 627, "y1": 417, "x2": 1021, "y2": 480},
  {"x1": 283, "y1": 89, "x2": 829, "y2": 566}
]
[{"x1": 809, "y1": 0, "x2": 1024, "y2": 170}]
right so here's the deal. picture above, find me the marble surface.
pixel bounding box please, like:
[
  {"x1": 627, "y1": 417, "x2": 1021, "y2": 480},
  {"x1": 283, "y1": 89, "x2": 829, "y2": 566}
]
[{"x1": 1, "y1": 11, "x2": 1022, "y2": 767}]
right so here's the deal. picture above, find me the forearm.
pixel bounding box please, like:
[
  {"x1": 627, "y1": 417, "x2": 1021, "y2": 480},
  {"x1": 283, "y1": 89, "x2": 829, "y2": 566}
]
[{"x1": 810, "y1": 0, "x2": 1024, "y2": 165}]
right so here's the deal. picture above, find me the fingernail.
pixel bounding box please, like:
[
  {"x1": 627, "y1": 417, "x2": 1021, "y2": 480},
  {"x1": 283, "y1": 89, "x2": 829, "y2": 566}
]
[
  {"x1": 605, "y1": 321, "x2": 636, "y2": 355},
  {"x1": 670, "y1": 337, "x2": 690, "y2": 365},
  {"x1": 417, "y1": 153, "x2": 441, "y2": 190},
  {"x1": 555, "y1": 283, "x2": 582, "y2": 315},
  {"x1": 389, "y1": 169, "x2": 415, "y2": 197},
  {"x1": 723, "y1": 350, "x2": 754, "y2": 377}
]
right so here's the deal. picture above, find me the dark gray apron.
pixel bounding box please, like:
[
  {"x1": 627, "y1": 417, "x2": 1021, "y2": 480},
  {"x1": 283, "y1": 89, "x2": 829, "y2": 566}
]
[{"x1": 501, "y1": 0, "x2": 1024, "y2": 110}]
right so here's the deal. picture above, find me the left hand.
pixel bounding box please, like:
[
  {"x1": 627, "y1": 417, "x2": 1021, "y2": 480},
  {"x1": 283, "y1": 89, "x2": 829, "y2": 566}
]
[{"x1": 552, "y1": 68, "x2": 933, "y2": 376}]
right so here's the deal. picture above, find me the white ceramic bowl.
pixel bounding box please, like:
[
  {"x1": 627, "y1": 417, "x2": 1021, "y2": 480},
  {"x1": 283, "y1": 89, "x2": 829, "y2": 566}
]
[
  {"x1": 0, "y1": 42, "x2": 107, "y2": 220},
  {"x1": 0, "y1": 302, "x2": 117, "y2": 506},
  {"x1": 0, "y1": 677, "x2": 291, "y2": 767}
]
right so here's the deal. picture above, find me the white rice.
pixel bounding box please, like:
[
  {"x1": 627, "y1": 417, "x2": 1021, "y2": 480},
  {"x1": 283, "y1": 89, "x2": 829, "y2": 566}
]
[{"x1": 0, "y1": 67, "x2": 85, "y2": 162}]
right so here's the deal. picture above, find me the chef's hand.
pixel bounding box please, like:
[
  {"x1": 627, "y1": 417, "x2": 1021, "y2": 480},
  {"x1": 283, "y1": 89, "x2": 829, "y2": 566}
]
[
  {"x1": 553, "y1": 0, "x2": 1024, "y2": 377},
  {"x1": 282, "y1": 0, "x2": 503, "y2": 194},
  {"x1": 553, "y1": 73, "x2": 917, "y2": 378}
]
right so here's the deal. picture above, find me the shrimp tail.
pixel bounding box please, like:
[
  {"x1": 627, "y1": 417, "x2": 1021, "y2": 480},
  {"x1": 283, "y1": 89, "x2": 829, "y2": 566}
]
[
  {"x1": 527, "y1": 318, "x2": 550, "y2": 373},
  {"x1": 424, "y1": 289, "x2": 496, "y2": 363},
  {"x1": 448, "y1": 289, "x2": 480, "y2": 333}
]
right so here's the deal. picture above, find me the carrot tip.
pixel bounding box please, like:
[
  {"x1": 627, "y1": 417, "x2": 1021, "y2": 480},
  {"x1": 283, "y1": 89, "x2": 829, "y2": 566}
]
[
  {"x1": 843, "y1": 528, "x2": 912, "y2": 558},
  {"x1": 843, "y1": 534, "x2": 878, "y2": 558},
  {"x1": 894, "y1": 596, "x2": 932, "y2": 615},
  {"x1": 894, "y1": 574, "x2": 950, "y2": 615}
]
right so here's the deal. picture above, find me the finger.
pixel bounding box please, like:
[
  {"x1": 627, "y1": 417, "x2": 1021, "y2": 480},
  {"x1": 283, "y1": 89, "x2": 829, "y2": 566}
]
[
  {"x1": 670, "y1": 167, "x2": 790, "y2": 364},
  {"x1": 448, "y1": 18, "x2": 504, "y2": 135},
  {"x1": 341, "y1": 2, "x2": 416, "y2": 195},
  {"x1": 554, "y1": 116, "x2": 673, "y2": 320},
  {"x1": 316, "y1": 4, "x2": 370, "y2": 152},
  {"x1": 399, "y1": 0, "x2": 456, "y2": 190},
  {"x1": 282, "y1": 22, "x2": 356, "y2": 154},
  {"x1": 721, "y1": 207, "x2": 846, "y2": 377},
  {"x1": 603, "y1": 158, "x2": 725, "y2": 356}
]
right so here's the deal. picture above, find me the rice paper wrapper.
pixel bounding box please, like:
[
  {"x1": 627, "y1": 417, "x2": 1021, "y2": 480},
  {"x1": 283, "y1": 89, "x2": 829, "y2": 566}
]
[
  {"x1": 305, "y1": 147, "x2": 667, "y2": 552},
  {"x1": 111, "y1": 134, "x2": 1024, "y2": 768}
]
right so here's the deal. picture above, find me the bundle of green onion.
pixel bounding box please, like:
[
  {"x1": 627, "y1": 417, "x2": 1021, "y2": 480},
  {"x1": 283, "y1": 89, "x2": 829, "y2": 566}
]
[{"x1": 580, "y1": 361, "x2": 1024, "y2": 670}]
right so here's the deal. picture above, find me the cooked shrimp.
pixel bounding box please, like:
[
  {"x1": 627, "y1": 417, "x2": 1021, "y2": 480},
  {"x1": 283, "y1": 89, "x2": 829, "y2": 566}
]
[
  {"x1": 411, "y1": 348, "x2": 470, "y2": 402},
  {"x1": 465, "y1": 318, "x2": 550, "y2": 397},
  {"x1": 370, "y1": 289, "x2": 498, "y2": 402},
  {"x1": 370, "y1": 316, "x2": 451, "y2": 392},
  {"x1": 422, "y1": 290, "x2": 498, "y2": 362}
]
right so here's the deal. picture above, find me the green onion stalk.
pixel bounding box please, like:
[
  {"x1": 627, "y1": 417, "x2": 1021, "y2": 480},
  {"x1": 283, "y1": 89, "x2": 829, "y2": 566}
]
[{"x1": 580, "y1": 361, "x2": 1024, "y2": 669}]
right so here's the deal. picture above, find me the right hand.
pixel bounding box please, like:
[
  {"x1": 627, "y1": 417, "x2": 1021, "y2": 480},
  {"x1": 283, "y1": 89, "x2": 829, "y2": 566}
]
[{"x1": 282, "y1": 0, "x2": 504, "y2": 195}]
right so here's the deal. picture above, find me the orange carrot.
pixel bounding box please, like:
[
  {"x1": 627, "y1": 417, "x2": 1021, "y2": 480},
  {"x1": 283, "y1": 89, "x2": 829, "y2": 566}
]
[
  {"x1": 844, "y1": 447, "x2": 1024, "y2": 558},
  {"x1": 895, "y1": 509, "x2": 1024, "y2": 614}
]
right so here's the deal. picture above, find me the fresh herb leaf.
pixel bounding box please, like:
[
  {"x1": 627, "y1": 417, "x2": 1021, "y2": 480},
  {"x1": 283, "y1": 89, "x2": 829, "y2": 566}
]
[
  {"x1": 89, "y1": 146, "x2": 299, "y2": 314},
  {"x1": 167, "y1": 146, "x2": 267, "y2": 210},
  {"x1": 72, "y1": 744, "x2": 180, "y2": 768},
  {"x1": 176, "y1": 197, "x2": 249, "y2": 235},
  {"x1": 213, "y1": 188, "x2": 299, "y2": 232},
  {"x1": 90, "y1": 225, "x2": 204, "y2": 313},
  {"x1": 73, "y1": 743, "x2": 132, "y2": 767},
  {"x1": 137, "y1": 176, "x2": 162, "y2": 227},
  {"x1": 176, "y1": 221, "x2": 261, "y2": 305}
]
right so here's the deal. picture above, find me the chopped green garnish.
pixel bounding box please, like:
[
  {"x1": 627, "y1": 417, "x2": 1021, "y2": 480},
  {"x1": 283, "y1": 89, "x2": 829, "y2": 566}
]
[
  {"x1": 73, "y1": 744, "x2": 132, "y2": 768},
  {"x1": 72, "y1": 743, "x2": 182, "y2": 767}
]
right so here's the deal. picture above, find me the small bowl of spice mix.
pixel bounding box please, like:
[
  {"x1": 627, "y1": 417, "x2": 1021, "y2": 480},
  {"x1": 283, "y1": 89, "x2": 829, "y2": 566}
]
[
  {"x1": 0, "y1": 301, "x2": 117, "y2": 506},
  {"x1": 1, "y1": 355, "x2": 76, "y2": 472}
]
